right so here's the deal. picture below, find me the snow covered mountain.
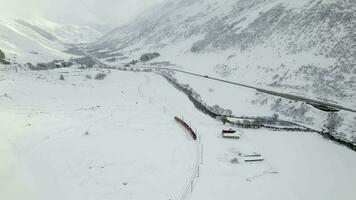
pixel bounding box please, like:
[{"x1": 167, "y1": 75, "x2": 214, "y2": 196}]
[
  {"x1": 87, "y1": 0, "x2": 356, "y2": 144},
  {"x1": 0, "y1": 14, "x2": 101, "y2": 64},
  {"x1": 89, "y1": 0, "x2": 355, "y2": 107}
]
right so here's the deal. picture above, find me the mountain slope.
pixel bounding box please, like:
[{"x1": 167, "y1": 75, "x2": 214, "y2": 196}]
[
  {"x1": 15, "y1": 16, "x2": 102, "y2": 44},
  {"x1": 89, "y1": 0, "x2": 356, "y2": 107},
  {"x1": 0, "y1": 15, "x2": 101, "y2": 64}
]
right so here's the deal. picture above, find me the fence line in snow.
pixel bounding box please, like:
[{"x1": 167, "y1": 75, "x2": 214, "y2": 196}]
[{"x1": 175, "y1": 120, "x2": 203, "y2": 200}]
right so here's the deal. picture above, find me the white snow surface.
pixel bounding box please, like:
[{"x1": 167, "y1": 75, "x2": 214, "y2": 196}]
[
  {"x1": 1, "y1": 68, "x2": 356, "y2": 200},
  {"x1": 0, "y1": 14, "x2": 101, "y2": 64}
]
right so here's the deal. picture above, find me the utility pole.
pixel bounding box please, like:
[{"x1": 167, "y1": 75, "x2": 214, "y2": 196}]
[{"x1": 200, "y1": 143, "x2": 203, "y2": 164}]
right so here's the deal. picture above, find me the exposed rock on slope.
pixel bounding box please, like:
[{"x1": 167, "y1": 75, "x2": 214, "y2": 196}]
[
  {"x1": 0, "y1": 49, "x2": 4, "y2": 59},
  {"x1": 140, "y1": 52, "x2": 160, "y2": 62},
  {"x1": 0, "y1": 48, "x2": 10, "y2": 64}
]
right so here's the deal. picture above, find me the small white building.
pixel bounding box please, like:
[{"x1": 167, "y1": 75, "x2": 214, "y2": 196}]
[{"x1": 222, "y1": 128, "x2": 240, "y2": 139}]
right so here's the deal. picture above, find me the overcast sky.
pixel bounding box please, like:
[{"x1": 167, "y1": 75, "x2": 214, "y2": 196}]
[{"x1": 0, "y1": 0, "x2": 165, "y2": 31}]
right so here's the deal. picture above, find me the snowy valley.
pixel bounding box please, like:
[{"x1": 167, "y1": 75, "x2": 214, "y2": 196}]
[
  {"x1": 0, "y1": 14, "x2": 101, "y2": 64},
  {"x1": 87, "y1": 0, "x2": 356, "y2": 145}
]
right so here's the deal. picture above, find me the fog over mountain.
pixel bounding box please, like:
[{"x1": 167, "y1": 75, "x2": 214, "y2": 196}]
[{"x1": 0, "y1": 0, "x2": 165, "y2": 31}]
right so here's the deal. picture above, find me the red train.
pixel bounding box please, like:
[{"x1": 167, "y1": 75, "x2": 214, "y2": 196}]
[{"x1": 174, "y1": 116, "x2": 197, "y2": 140}]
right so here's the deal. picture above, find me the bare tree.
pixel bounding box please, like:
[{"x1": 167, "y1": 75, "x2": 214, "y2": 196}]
[{"x1": 325, "y1": 113, "x2": 343, "y2": 133}]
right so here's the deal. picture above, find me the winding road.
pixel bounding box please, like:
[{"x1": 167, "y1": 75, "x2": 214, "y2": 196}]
[{"x1": 79, "y1": 48, "x2": 356, "y2": 114}]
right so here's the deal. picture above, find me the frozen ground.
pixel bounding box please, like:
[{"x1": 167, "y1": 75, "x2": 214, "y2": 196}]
[{"x1": 1, "y1": 68, "x2": 356, "y2": 200}]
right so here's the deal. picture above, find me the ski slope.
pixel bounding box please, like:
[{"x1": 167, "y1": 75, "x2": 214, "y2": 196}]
[{"x1": 1, "y1": 68, "x2": 356, "y2": 200}]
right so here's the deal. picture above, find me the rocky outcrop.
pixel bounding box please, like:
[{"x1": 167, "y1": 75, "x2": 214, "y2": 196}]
[
  {"x1": 0, "y1": 49, "x2": 5, "y2": 59},
  {"x1": 140, "y1": 53, "x2": 160, "y2": 62},
  {"x1": 0, "y1": 49, "x2": 10, "y2": 64}
]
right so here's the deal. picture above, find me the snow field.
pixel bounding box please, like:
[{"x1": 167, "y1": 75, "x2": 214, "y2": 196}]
[
  {"x1": 1, "y1": 68, "x2": 356, "y2": 200},
  {"x1": 0, "y1": 69, "x2": 196, "y2": 200}
]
